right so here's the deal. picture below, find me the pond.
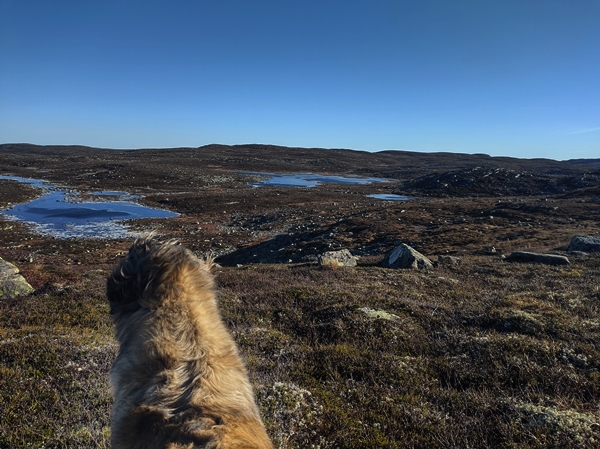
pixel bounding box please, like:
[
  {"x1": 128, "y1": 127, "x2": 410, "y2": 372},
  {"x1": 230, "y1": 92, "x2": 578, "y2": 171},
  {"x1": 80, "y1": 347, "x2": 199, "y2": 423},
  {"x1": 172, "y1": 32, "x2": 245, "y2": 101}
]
[
  {"x1": 0, "y1": 175, "x2": 178, "y2": 238},
  {"x1": 244, "y1": 172, "x2": 390, "y2": 187},
  {"x1": 367, "y1": 194, "x2": 411, "y2": 201}
]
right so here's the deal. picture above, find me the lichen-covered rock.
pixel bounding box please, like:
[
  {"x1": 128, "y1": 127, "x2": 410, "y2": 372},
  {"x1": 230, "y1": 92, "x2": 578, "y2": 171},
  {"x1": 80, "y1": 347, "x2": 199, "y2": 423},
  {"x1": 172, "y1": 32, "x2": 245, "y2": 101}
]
[
  {"x1": 382, "y1": 243, "x2": 433, "y2": 269},
  {"x1": 0, "y1": 257, "x2": 34, "y2": 298},
  {"x1": 358, "y1": 307, "x2": 400, "y2": 322},
  {"x1": 318, "y1": 249, "x2": 357, "y2": 267},
  {"x1": 568, "y1": 235, "x2": 600, "y2": 252},
  {"x1": 506, "y1": 251, "x2": 570, "y2": 266}
]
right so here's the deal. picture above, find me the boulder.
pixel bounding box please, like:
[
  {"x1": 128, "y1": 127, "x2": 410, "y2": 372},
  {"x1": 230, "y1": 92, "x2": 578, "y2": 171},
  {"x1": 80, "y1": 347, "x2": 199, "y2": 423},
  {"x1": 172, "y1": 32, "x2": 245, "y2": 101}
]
[
  {"x1": 318, "y1": 249, "x2": 357, "y2": 267},
  {"x1": 506, "y1": 251, "x2": 569, "y2": 266},
  {"x1": 568, "y1": 235, "x2": 600, "y2": 252},
  {"x1": 382, "y1": 243, "x2": 433, "y2": 270},
  {"x1": 0, "y1": 257, "x2": 34, "y2": 299}
]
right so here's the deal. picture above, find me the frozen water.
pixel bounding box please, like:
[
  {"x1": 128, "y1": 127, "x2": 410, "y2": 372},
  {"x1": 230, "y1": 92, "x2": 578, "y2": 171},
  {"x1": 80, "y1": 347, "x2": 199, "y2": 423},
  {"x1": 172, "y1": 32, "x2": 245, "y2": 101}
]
[
  {"x1": 0, "y1": 175, "x2": 177, "y2": 238},
  {"x1": 245, "y1": 172, "x2": 389, "y2": 187}
]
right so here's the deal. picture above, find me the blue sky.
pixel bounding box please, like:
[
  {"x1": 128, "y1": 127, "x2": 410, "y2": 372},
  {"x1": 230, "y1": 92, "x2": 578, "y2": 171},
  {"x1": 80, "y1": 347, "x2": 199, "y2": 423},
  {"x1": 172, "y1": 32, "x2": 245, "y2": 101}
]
[{"x1": 1, "y1": 0, "x2": 598, "y2": 160}]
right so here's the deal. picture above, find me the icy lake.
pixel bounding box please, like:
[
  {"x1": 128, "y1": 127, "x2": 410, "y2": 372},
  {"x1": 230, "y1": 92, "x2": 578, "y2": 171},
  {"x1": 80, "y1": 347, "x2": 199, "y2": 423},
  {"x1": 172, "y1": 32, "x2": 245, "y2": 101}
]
[
  {"x1": 367, "y1": 194, "x2": 411, "y2": 201},
  {"x1": 0, "y1": 175, "x2": 178, "y2": 238},
  {"x1": 244, "y1": 172, "x2": 390, "y2": 187}
]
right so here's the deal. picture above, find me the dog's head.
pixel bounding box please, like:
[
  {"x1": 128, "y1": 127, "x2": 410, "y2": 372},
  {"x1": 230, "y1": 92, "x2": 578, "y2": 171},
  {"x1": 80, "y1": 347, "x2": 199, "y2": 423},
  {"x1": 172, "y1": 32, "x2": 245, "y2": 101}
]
[{"x1": 107, "y1": 235, "x2": 214, "y2": 325}]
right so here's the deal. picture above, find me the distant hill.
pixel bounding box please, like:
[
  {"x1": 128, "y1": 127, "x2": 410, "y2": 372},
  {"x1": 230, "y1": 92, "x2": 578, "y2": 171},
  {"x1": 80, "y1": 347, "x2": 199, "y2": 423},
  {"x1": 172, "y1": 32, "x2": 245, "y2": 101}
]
[
  {"x1": 1, "y1": 143, "x2": 594, "y2": 180},
  {"x1": 567, "y1": 158, "x2": 600, "y2": 169}
]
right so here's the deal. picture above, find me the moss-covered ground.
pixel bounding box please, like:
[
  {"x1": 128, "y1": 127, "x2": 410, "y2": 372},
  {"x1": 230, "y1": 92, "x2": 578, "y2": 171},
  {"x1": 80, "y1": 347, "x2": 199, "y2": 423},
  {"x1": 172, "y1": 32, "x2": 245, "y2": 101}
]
[{"x1": 1, "y1": 254, "x2": 599, "y2": 448}]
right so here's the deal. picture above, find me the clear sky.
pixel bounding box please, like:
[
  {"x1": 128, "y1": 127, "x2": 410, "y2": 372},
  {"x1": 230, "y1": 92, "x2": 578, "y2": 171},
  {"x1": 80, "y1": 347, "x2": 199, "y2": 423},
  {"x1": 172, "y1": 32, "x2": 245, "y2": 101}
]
[{"x1": 1, "y1": 0, "x2": 599, "y2": 160}]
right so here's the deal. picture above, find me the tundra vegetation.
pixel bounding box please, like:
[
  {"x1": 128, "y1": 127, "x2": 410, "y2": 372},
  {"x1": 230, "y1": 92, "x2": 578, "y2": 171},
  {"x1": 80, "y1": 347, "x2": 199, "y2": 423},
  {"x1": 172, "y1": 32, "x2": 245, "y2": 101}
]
[{"x1": 1, "y1": 144, "x2": 599, "y2": 448}]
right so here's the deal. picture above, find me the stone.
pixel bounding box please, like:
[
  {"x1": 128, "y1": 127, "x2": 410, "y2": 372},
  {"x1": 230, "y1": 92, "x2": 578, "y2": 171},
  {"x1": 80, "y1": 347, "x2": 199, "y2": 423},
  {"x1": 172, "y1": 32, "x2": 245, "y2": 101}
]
[
  {"x1": 318, "y1": 249, "x2": 357, "y2": 267},
  {"x1": 0, "y1": 257, "x2": 34, "y2": 299},
  {"x1": 506, "y1": 251, "x2": 570, "y2": 266},
  {"x1": 568, "y1": 251, "x2": 588, "y2": 257},
  {"x1": 482, "y1": 246, "x2": 497, "y2": 254},
  {"x1": 437, "y1": 255, "x2": 461, "y2": 265},
  {"x1": 382, "y1": 243, "x2": 433, "y2": 270},
  {"x1": 568, "y1": 235, "x2": 600, "y2": 252}
]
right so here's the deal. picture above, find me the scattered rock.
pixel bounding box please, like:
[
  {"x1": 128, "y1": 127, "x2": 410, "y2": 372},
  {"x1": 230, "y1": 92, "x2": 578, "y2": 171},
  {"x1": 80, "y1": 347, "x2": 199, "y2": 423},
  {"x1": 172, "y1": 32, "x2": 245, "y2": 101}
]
[
  {"x1": 401, "y1": 166, "x2": 600, "y2": 197},
  {"x1": 506, "y1": 251, "x2": 570, "y2": 266},
  {"x1": 318, "y1": 249, "x2": 357, "y2": 267},
  {"x1": 568, "y1": 235, "x2": 600, "y2": 252},
  {"x1": 437, "y1": 255, "x2": 461, "y2": 265},
  {"x1": 482, "y1": 246, "x2": 497, "y2": 254},
  {"x1": 382, "y1": 243, "x2": 433, "y2": 270},
  {"x1": 0, "y1": 257, "x2": 34, "y2": 298}
]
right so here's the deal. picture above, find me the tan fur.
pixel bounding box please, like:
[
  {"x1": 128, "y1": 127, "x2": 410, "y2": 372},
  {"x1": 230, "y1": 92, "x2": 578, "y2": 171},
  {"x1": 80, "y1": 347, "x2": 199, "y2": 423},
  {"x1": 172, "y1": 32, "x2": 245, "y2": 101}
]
[{"x1": 107, "y1": 236, "x2": 273, "y2": 449}]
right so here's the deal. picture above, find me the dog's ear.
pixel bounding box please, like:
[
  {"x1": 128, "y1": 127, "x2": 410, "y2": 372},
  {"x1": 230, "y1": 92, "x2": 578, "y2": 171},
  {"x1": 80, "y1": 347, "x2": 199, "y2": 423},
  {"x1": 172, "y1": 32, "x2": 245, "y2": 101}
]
[
  {"x1": 107, "y1": 236, "x2": 160, "y2": 316},
  {"x1": 107, "y1": 236, "x2": 194, "y2": 316}
]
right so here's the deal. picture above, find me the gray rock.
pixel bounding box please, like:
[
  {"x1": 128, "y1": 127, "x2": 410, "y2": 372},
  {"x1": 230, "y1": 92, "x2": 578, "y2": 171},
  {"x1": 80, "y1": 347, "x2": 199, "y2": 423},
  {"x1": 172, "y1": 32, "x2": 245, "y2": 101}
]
[
  {"x1": 0, "y1": 257, "x2": 34, "y2": 299},
  {"x1": 506, "y1": 251, "x2": 569, "y2": 266},
  {"x1": 482, "y1": 246, "x2": 497, "y2": 254},
  {"x1": 568, "y1": 235, "x2": 600, "y2": 252},
  {"x1": 437, "y1": 255, "x2": 461, "y2": 265},
  {"x1": 568, "y1": 251, "x2": 588, "y2": 257},
  {"x1": 382, "y1": 243, "x2": 433, "y2": 270},
  {"x1": 318, "y1": 249, "x2": 357, "y2": 267}
]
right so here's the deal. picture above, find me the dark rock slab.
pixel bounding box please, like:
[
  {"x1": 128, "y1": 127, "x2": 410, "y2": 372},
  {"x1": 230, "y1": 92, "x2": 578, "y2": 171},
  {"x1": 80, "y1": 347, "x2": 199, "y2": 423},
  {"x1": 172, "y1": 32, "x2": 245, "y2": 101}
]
[
  {"x1": 382, "y1": 243, "x2": 433, "y2": 270},
  {"x1": 506, "y1": 251, "x2": 570, "y2": 266},
  {"x1": 568, "y1": 235, "x2": 600, "y2": 252}
]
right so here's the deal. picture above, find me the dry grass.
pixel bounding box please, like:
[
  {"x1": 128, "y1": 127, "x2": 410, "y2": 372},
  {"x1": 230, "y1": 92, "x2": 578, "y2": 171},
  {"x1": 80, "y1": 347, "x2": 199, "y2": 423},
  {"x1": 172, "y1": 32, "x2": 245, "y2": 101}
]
[{"x1": 1, "y1": 254, "x2": 600, "y2": 448}]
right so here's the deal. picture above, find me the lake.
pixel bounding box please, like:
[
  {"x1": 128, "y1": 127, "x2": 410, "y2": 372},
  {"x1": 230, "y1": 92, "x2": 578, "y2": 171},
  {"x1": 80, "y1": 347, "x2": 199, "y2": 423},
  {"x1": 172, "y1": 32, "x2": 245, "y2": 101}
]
[
  {"x1": 0, "y1": 175, "x2": 178, "y2": 238},
  {"x1": 367, "y1": 194, "x2": 411, "y2": 201},
  {"x1": 244, "y1": 172, "x2": 390, "y2": 187}
]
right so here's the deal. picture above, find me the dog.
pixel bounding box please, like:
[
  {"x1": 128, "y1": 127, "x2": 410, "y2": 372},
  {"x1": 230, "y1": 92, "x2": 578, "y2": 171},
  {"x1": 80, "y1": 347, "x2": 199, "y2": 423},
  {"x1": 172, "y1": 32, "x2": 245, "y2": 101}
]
[{"x1": 107, "y1": 236, "x2": 273, "y2": 449}]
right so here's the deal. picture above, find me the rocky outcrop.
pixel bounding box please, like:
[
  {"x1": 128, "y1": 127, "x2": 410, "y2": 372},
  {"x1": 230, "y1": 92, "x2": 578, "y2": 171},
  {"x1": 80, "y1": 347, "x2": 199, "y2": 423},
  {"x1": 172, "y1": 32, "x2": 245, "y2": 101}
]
[
  {"x1": 382, "y1": 244, "x2": 433, "y2": 270},
  {"x1": 318, "y1": 249, "x2": 357, "y2": 267},
  {"x1": 400, "y1": 166, "x2": 600, "y2": 197},
  {"x1": 568, "y1": 235, "x2": 600, "y2": 252},
  {"x1": 506, "y1": 251, "x2": 570, "y2": 266},
  {"x1": 0, "y1": 257, "x2": 34, "y2": 298}
]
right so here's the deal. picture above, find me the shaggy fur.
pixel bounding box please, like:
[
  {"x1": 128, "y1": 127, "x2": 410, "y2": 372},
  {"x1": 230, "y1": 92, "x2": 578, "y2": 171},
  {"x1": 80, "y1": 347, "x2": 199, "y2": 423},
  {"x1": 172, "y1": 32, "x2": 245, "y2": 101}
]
[{"x1": 107, "y1": 236, "x2": 273, "y2": 449}]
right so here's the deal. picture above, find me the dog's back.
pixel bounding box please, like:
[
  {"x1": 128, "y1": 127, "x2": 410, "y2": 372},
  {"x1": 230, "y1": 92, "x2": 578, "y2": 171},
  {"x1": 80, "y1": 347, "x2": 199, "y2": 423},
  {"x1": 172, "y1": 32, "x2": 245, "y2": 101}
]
[{"x1": 107, "y1": 237, "x2": 273, "y2": 449}]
